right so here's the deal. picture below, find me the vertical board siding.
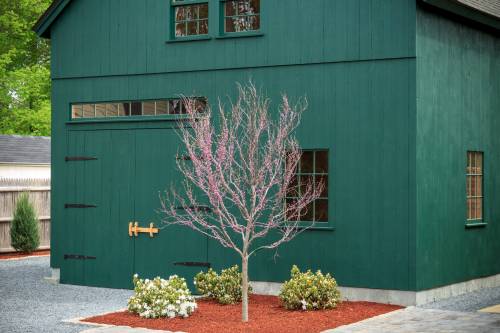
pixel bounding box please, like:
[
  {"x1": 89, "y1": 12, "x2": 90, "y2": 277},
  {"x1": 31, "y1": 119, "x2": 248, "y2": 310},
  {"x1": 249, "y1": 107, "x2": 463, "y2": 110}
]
[
  {"x1": 51, "y1": 56, "x2": 415, "y2": 290},
  {"x1": 48, "y1": 0, "x2": 418, "y2": 290},
  {"x1": 49, "y1": 0, "x2": 416, "y2": 79},
  {"x1": 416, "y1": 6, "x2": 500, "y2": 290}
]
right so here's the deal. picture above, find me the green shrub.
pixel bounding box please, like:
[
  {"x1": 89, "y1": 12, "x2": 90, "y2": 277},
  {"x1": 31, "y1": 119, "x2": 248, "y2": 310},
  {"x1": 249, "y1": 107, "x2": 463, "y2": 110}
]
[
  {"x1": 194, "y1": 265, "x2": 252, "y2": 305},
  {"x1": 127, "y1": 274, "x2": 197, "y2": 319},
  {"x1": 10, "y1": 193, "x2": 40, "y2": 253},
  {"x1": 279, "y1": 265, "x2": 341, "y2": 311}
]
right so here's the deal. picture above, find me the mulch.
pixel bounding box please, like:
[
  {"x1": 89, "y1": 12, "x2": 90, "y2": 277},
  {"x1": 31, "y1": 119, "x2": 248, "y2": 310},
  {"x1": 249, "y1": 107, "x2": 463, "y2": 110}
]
[
  {"x1": 0, "y1": 250, "x2": 50, "y2": 260},
  {"x1": 83, "y1": 294, "x2": 403, "y2": 333}
]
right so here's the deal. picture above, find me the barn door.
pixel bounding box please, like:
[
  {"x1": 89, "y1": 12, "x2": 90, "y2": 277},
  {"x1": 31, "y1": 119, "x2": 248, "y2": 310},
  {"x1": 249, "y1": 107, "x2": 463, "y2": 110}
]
[
  {"x1": 133, "y1": 129, "x2": 208, "y2": 290},
  {"x1": 63, "y1": 128, "x2": 207, "y2": 290},
  {"x1": 62, "y1": 130, "x2": 135, "y2": 288}
]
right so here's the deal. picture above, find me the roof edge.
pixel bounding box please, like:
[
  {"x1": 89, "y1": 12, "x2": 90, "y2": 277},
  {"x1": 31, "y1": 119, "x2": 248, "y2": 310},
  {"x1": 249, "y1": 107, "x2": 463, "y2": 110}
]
[
  {"x1": 33, "y1": 0, "x2": 72, "y2": 39},
  {"x1": 421, "y1": 0, "x2": 500, "y2": 31}
]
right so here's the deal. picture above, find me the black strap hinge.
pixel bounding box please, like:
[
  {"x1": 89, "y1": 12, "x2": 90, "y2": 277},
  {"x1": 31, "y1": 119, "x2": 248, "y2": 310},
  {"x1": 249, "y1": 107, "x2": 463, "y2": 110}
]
[
  {"x1": 64, "y1": 254, "x2": 96, "y2": 260},
  {"x1": 65, "y1": 156, "x2": 98, "y2": 162},
  {"x1": 176, "y1": 155, "x2": 191, "y2": 161},
  {"x1": 65, "y1": 203, "x2": 97, "y2": 209},
  {"x1": 174, "y1": 262, "x2": 211, "y2": 268},
  {"x1": 175, "y1": 205, "x2": 211, "y2": 212}
]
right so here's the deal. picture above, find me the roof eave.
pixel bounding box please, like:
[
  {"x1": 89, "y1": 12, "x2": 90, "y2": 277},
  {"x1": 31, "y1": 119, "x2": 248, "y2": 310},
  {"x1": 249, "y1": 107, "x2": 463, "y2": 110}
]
[
  {"x1": 421, "y1": 0, "x2": 500, "y2": 31},
  {"x1": 33, "y1": 0, "x2": 72, "y2": 39}
]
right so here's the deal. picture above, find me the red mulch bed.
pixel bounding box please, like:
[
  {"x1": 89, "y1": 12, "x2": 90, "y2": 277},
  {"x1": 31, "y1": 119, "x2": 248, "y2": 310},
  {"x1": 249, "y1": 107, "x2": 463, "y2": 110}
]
[
  {"x1": 0, "y1": 250, "x2": 50, "y2": 260},
  {"x1": 83, "y1": 295, "x2": 402, "y2": 333}
]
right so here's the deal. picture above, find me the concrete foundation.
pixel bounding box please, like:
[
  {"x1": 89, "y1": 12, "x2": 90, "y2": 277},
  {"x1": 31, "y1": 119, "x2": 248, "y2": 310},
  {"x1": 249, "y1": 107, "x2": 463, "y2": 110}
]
[
  {"x1": 251, "y1": 273, "x2": 500, "y2": 306},
  {"x1": 44, "y1": 267, "x2": 60, "y2": 284}
]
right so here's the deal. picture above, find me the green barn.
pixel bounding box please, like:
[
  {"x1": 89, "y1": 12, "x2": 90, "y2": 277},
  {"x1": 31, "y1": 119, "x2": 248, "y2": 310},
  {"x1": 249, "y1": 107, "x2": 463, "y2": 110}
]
[{"x1": 35, "y1": 0, "x2": 500, "y2": 305}]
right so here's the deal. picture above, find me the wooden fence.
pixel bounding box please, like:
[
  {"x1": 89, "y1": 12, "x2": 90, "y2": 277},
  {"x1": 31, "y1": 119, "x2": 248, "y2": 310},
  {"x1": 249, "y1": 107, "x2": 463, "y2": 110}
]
[{"x1": 0, "y1": 178, "x2": 50, "y2": 253}]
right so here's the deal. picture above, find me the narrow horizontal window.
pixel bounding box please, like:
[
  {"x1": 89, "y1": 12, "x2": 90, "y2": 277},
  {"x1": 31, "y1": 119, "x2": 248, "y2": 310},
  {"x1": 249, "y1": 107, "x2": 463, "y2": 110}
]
[
  {"x1": 285, "y1": 150, "x2": 329, "y2": 223},
  {"x1": 173, "y1": 1, "x2": 209, "y2": 38},
  {"x1": 71, "y1": 98, "x2": 208, "y2": 120},
  {"x1": 223, "y1": 0, "x2": 260, "y2": 33},
  {"x1": 466, "y1": 151, "x2": 484, "y2": 222}
]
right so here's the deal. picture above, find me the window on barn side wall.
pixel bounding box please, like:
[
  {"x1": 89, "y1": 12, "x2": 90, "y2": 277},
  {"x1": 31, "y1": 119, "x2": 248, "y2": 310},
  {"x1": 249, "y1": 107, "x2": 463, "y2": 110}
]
[
  {"x1": 466, "y1": 151, "x2": 484, "y2": 222},
  {"x1": 285, "y1": 150, "x2": 329, "y2": 223},
  {"x1": 71, "y1": 98, "x2": 207, "y2": 120},
  {"x1": 172, "y1": 1, "x2": 209, "y2": 38},
  {"x1": 223, "y1": 0, "x2": 260, "y2": 33}
]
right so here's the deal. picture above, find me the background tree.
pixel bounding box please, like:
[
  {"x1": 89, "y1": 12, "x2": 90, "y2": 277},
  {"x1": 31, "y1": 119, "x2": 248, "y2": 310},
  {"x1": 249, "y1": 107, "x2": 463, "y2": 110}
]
[
  {"x1": 10, "y1": 192, "x2": 40, "y2": 253},
  {"x1": 0, "y1": 0, "x2": 51, "y2": 136},
  {"x1": 161, "y1": 83, "x2": 323, "y2": 322}
]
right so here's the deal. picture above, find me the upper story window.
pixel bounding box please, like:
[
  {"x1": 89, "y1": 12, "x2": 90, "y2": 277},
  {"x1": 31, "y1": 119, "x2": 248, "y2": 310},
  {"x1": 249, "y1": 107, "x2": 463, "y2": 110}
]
[
  {"x1": 223, "y1": 0, "x2": 260, "y2": 33},
  {"x1": 71, "y1": 98, "x2": 207, "y2": 119},
  {"x1": 285, "y1": 150, "x2": 329, "y2": 223},
  {"x1": 172, "y1": 1, "x2": 209, "y2": 38},
  {"x1": 466, "y1": 151, "x2": 484, "y2": 222}
]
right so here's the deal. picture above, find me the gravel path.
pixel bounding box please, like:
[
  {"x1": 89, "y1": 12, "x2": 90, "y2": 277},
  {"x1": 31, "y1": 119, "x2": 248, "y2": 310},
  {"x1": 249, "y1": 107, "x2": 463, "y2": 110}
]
[
  {"x1": 2, "y1": 256, "x2": 500, "y2": 333},
  {"x1": 420, "y1": 286, "x2": 500, "y2": 312},
  {"x1": 0, "y1": 256, "x2": 132, "y2": 333}
]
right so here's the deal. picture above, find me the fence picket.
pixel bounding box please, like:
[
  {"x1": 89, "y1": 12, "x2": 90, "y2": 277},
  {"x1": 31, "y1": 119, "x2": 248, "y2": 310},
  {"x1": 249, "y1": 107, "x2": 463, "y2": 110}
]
[{"x1": 0, "y1": 178, "x2": 50, "y2": 253}]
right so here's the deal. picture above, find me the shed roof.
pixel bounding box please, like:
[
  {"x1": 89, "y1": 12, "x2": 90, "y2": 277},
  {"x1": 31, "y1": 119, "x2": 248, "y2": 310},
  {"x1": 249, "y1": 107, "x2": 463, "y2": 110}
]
[
  {"x1": 421, "y1": 0, "x2": 500, "y2": 31},
  {"x1": 33, "y1": 0, "x2": 71, "y2": 38},
  {"x1": 456, "y1": 0, "x2": 500, "y2": 18},
  {"x1": 0, "y1": 135, "x2": 51, "y2": 165}
]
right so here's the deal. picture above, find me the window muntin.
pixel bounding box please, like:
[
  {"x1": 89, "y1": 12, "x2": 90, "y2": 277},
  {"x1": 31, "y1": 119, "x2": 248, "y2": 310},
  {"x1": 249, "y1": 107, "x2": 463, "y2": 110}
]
[
  {"x1": 173, "y1": 1, "x2": 209, "y2": 38},
  {"x1": 223, "y1": 0, "x2": 260, "y2": 33},
  {"x1": 466, "y1": 151, "x2": 483, "y2": 221},
  {"x1": 286, "y1": 150, "x2": 329, "y2": 223},
  {"x1": 71, "y1": 98, "x2": 207, "y2": 119}
]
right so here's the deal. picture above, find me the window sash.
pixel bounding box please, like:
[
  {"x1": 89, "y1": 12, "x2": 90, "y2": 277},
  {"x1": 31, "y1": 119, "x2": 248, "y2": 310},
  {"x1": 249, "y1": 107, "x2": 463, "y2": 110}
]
[
  {"x1": 285, "y1": 150, "x2": 329, "y2": 223},
  {"x1": 222, "y1": 0, "x2": 261, "y2": 33},
  {"x1": 71, "y1": 98, "x2": 207, "y2": 120},
  {"x1": 172, "y1": 2, "x2": 209, "y2": 38},
  {"x1": 466, "y1": 151, "x2": 484, "y2": 221}
]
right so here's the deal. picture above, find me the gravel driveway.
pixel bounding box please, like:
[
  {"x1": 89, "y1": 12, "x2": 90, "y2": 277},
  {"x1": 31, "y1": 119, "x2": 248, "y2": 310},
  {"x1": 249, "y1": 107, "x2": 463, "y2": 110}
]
[
  {"x1": 2, "y1": 256, "x2": 500, "y2": 333},
  {"x1": 0, "y1": 256, "x2": 132, "y2": 333}
]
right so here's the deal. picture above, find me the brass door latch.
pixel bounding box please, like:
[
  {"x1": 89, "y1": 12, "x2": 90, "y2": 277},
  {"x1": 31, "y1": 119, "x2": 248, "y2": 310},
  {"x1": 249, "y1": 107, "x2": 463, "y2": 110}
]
[{"x1": 128, "y1": 222, "x2": 159, "y2": 238}]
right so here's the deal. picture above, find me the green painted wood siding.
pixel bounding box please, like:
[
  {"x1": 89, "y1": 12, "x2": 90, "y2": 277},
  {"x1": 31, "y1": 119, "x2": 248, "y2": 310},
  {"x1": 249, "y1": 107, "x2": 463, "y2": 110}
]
[
  {"x1": 49, "y1": 0, "x2": 419, "y2": 291},
  {"x1": 50, "y1": 59, "x2": 416, "y2": 290},
  {"x1": 416, "y1": 6, "x2": 500, "y2": 290},
  {"x1": 49, "y1": 0, "x2": 416, "y2": 79}
]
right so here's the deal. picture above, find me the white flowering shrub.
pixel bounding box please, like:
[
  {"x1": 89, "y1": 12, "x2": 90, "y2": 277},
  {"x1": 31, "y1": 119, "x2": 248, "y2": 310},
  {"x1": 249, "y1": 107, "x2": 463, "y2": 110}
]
[
  {"x1": 194, "y1": 265, "x2": 252, "y2": 305},
  {"x1": 279, "y1": 265, "x2": 341, "y2": 311},
  {"x1": 127, "y1": 274, "x2": 197, "y2": 319}
]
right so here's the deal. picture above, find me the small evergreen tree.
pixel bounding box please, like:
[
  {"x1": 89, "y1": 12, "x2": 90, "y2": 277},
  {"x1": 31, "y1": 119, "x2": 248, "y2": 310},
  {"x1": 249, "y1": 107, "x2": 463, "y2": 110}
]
[{"x1": 10, "y1": 193, "x2": 40, "y2": 253}]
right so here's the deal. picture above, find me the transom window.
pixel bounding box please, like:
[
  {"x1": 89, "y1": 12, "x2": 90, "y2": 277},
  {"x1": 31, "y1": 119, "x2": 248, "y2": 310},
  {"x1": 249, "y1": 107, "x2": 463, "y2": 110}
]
[
  {"x1": 286, "y1": 150, "x2": 329, "y2": 223},
  {"x1": 71, "y1": 98, "x2": 207, "y2": 119},
  {"x1": 172, "y1": 1, "x2": 209, "y2": 37},
  {"x1": 223, "y1": 0, "x2": 260, "y2": 33},
  {"x1": 466, "y1": 151, "x2": 483, "y2": 221}
]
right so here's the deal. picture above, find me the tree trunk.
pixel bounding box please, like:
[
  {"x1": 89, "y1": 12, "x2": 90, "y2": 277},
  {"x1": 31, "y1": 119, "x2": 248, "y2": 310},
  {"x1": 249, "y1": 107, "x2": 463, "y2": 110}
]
[{"x1": 241, "y1": 255, "x2": 249, "y2": 322}]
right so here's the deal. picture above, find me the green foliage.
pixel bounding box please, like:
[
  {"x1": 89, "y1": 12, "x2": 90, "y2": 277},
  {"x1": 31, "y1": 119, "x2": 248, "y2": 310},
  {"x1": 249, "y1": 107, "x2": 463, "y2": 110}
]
[
  {"x1": 0, "y1": 0, "x2": 52, "y2": 136},
  {"x1": 127, "y1": 274, "x2": 197, "y2": 319},
  {"x1": 279, "y1": 265, "x2": 341, "y2": 311},
  {"x1": 194, "y1": 265, "x2": 252, "y2": 305},
  {"x1": 10, "y1": 193, "x2": 40, "y2": 253}
]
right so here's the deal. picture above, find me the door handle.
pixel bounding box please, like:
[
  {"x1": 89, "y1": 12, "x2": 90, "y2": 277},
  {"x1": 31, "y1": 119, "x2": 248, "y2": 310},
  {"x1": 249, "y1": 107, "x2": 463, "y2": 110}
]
[{"x1": 128, "y1": 222, "x2": 159, "y2": 238}]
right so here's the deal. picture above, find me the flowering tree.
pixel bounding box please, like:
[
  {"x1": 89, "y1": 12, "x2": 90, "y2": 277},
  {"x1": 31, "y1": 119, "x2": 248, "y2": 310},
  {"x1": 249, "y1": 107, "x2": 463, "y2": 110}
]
[{"x1": 160, "y1": 83, "x2": 323, "y2": 322}]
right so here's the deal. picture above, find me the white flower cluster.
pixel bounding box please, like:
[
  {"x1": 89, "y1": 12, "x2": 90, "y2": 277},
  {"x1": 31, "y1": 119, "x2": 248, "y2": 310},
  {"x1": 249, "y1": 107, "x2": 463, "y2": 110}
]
[{"x1": 127, "y1": 274, "x2": 197, "y2": 319}]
